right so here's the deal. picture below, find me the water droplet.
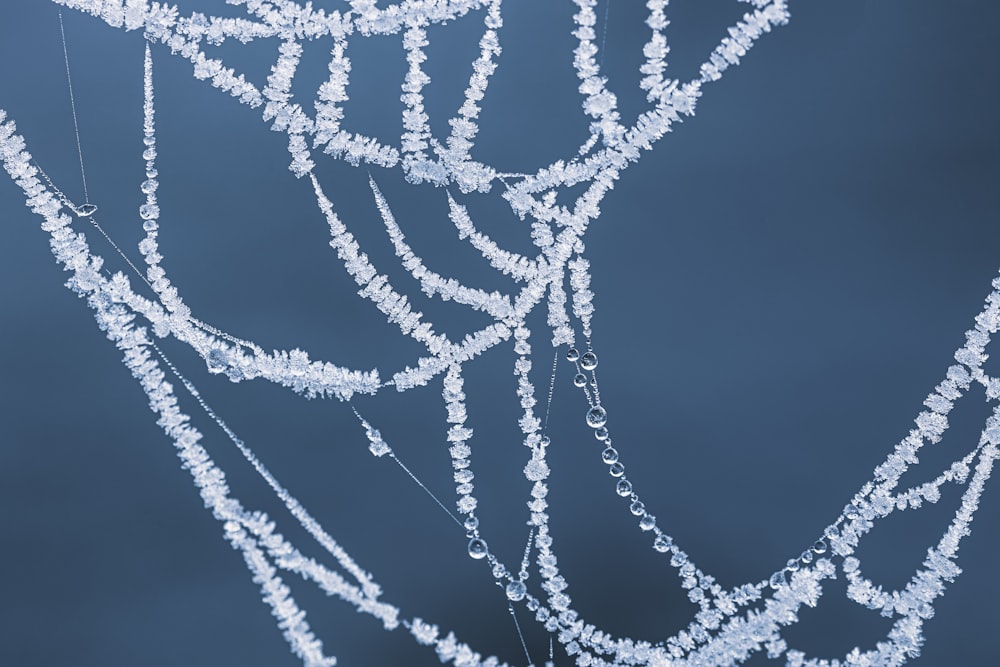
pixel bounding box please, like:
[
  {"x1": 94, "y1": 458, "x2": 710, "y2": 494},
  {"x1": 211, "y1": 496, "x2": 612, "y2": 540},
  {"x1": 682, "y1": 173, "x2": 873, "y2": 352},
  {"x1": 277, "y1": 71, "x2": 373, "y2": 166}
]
[
  {"x1": 800, "y1": 550, "x2": 814, "y2": 565},
  {"x1": 616, "y1": 479, "x2": 632, "y2": 496},
  {"x1": 639, "y1": 514, "x2": 656, "y2": 531},
  {"x1": 573, "y1": 373, "x2": 587, "y2": 388},
  {"x1": 586, "y1": 405, "x2": 607, "y2": 428},
  {"x1": 653, "y1": 534, "x2": 672, "y2": 552},
  {"x1": 566, "y1": 347, "x2": 580, "y2": 362},
  {"x1": 580, "y1": 352, "x2": 598, "y2": 370},
  {"x1": 142, "y1": 220, "x2": 158, "y2": 232},
  {"x1": 464, "y1": 516, "x2": 479, "y2": 532},
  {"x1": 467, "y1": 538, "x2": 488, "y2": 560},
  {"x1": 74, "y1": 203, "x2": 97, "y2": 217},
  {"x1": 506, "y1": 580, "x2": 527, "y2": 602},
  {"x1": 609, "y1": 462, "x2": 625, "y2": 477},
  {"x1": 146, "y1": 167, "x2": 158, "y2": 179},
  {"x1": 769, "y1": 571, "x2": 787, "y2": 589},
  {"x1": 813, "y1": 539, "x2": 828, "y2": 554},
  {"x1": 601, "y1": 447, "x2": 619, "y2": 464},
  {"x1": 595, "y1": 427, "x2": 609, "y2": 441},
  {"x1": 785, "y1": 558, "x2": 799, "y2": 572},
  {"x1": 139, "y1": 203, "x2": 160, "y2": 220},
  {"x1": 630, "y1": 500, "x2": 646, "y2": 516},
  {"x1": 540, "y1": 435, "x2": 551, "y2": 447},
  {"x1": 141, "y1": 179, "x2": 158, "y2": 194}
]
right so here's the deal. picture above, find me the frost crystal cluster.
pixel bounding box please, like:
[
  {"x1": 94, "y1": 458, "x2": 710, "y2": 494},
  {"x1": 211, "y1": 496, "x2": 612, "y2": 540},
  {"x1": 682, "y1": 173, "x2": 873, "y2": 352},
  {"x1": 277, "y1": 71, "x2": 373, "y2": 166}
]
[{"x1": 1, "y1": 1, "x2": 997, "y2": 666}]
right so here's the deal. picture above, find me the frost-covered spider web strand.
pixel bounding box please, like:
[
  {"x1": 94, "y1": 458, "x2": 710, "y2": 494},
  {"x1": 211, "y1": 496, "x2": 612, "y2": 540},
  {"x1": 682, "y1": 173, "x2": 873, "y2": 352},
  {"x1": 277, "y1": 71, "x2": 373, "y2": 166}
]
[
  {"x1": 368, "y1": 175, "x2": 514, "y2": 321},
  {"x1": 12, "y1": 1, "x2": 999, "y2": 666},
  {"x1": 152, "y1": 341, "x2": 385, "y2": 601},
  {"x1": 128, "y1": 41, "x2": 382, "y2": 401},
  {"x1": 45, "y1": 0, "x2": 789, "y2": 399},
  {"x1": 0, "y1": 111, "x2": 529, "y2": 667}
]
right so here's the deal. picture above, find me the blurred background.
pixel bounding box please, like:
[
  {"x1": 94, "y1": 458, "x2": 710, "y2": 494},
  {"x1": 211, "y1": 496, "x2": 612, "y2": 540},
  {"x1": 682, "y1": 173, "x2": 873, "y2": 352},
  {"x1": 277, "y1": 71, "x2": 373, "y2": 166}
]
[{"x1": 1, "y1": 1, "x2": 999, "y2": 665}]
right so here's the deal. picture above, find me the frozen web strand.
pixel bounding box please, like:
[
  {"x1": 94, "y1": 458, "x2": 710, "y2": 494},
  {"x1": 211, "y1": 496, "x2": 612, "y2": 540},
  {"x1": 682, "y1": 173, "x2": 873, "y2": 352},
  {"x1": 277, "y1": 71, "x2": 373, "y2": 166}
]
[
  {"x1": 1, "y1": 110, "x2": 534, "y2": 667},
  {"x1": 51, "y1": 0, "x2": 787, "y2": 199},
  {"x1": 50, "y1": 0, "x2": 790, "y2": 397},
  {"x1": 0, "y1": 119, "x2": 337, "y2": 666},
  {"x1": 153, "y1": 344, "x2": 384, "y2": 601},
  {"x1": 17, "y1": 2, "x2": 1000, "y2": 666},
  {"x1": 368, "y1": 176, "x2": 514, "y2": 320},
  {"x1": 127, "y1": 44, "x2": 382, "y2": 400}
]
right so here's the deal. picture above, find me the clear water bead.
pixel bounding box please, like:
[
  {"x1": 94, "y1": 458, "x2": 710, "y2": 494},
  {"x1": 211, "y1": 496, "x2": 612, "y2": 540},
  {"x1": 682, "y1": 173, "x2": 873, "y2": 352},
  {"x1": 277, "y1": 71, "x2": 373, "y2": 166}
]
[
  {"x1": 595, "y1": 427, "x2": 609, "y2": 441},
  {"x1": 616, "y1": 479, "x2": 633, "y2": 496},
  {"x1": 769, "y1": 571, "x2": 787, "y2": 589},
  {"x1": 464, "y1": 516, "x2": 479, "y2": 532},
  {"x1": 580, "y1": 352, "x2": 598, "y2": 370},
  {"x1": 653, "y1": 535, "x2": 672, "y2": 552},
  {"x1": 601, "y1": 447, "x2": 619, "y2": 464},
  {"x1": 573, "y1": 373, "x2": 587, "y2": 388},
  {"x1": 630, "y1": 500, "x2": 646, "y2": 516},
  {"x1": 813, "y1": 539, "x2": 828, "y2": 554},
  {"x1": 566, "y1": 347, "x2": 580, "y2": 362},
  {"x1": 800, "y1": 550, "x2": 814, "y2": 565},
  {"x1": 586, "y1": 405, "x2": 607, "y2": 428},
  {"x1": 506, "y1": 580, "x2": 527, "y2": 602},
  {"x1": 467, "y1": 538, "x2": 488, "y2": 560},
  {"x1": 609, "y1": 462, "x2": 625, "y2": 477},
  {"x1": 74, "y1": 203, "x2": 98, "y2": 217},
  {"x1": 639, "y1": 514, "x2": 656, "y2": 531}
]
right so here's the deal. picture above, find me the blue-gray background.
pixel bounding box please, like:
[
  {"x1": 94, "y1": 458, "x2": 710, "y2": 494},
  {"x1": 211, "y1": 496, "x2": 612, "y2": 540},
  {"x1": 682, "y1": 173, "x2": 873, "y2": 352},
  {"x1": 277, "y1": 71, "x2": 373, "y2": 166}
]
[{"x1": 2, "y1": 2, "x2": 999, "y2": 665}]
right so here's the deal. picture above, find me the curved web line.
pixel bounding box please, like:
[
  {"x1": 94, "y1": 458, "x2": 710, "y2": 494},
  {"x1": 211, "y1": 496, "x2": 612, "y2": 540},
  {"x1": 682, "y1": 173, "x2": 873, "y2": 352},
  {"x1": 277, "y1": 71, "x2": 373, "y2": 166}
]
[{"x1": 15, "y1": 2, "x2": 999, "y2": 666}]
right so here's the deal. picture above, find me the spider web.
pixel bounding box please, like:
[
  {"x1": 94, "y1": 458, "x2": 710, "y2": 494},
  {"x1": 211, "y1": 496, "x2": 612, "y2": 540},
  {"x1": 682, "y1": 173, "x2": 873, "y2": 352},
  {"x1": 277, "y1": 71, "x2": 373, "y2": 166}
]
[{"x1": 2, "y1": 1, "x2": 999, "y2": 666}]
